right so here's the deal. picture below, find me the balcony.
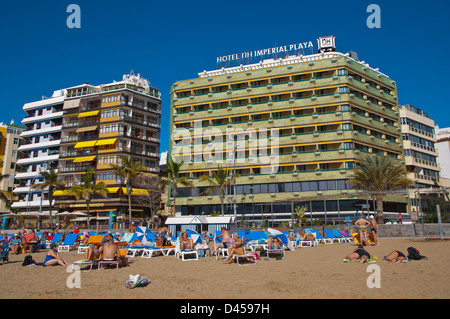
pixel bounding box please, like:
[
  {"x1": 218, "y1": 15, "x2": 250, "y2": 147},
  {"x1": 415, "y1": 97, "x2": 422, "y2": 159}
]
[
  {"x1": 16, "y1": 153, "x2": 60, "y2": 166},
  {"x1": 18, "y1": 138, "x2": 61, "y2": 152},
  {"x1": 21, "y1": 110, "x2": 64, "y2": 125},
  {"x1": 20, "y1": 124, "x2": 63, "y2": 138}
]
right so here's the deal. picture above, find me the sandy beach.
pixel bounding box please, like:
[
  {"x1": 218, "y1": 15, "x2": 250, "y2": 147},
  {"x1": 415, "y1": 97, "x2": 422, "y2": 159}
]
[{"x1": 1, "y1": 238, "x2": 449, "y2": 300}]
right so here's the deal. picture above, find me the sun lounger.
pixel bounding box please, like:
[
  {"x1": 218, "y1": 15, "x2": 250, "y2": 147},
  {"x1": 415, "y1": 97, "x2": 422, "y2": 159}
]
[
  {"x1": 77, "y1": 235, "x2": 105, "y2": 253},
  {"x1": 46, "y1": 234, "x2": 62, "y2": 248},
  {"x1": 307, "y1": 229, "x2": 332, "y2": 244},
  {"x1": 324, "y1": 229, "x2": 345, "y2": 244},
  {"x1": 141, "y1": 247, "x2": 163, "y2": 259},
  {"x1": 331, "y1": 229, "x2": 352, "y2": 243},
  {"x1": 58, "y1": 234, "x2": 79, "y2": 252},
  {"x1": 161, "y1": 245, "x2": 175, "y2": 256},
  {"x1": 339, "y1": 231, "x2": 354, "y2": 242},
  {"x1": 0, "y1": 244, "x2": 10, "y2": 264},
  {"x1": 98, "y1": 258, "x2": 120, "y2": 269},
  {"x1": 233, "y1": 253, "x2": 257, "y2": 266},
  {"x1": 179, "y1": 249, "x2": 198, "y2": 261}
]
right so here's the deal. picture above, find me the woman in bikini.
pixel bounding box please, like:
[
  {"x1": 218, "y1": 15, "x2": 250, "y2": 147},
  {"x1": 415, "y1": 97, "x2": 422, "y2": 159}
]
[
  {"x1": 383, "y1": 250, "x2": 408, "y2": 263},
  {"x1": 355, "y1": 216, "x2": 371, "y2": 246},
  {"x1": 223, "y1": 233, "x2": 245, "y2": 264},
  {"x1": 345, "y1": 244, "x2": 371, "y2": 263}
]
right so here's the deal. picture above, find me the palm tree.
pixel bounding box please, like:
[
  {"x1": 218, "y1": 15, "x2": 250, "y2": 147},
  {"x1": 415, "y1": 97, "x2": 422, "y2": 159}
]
[
  {"x1": 0, "y1": 174, "x2": 15, "y2": 217},
  {"x1": 199, "y1": 166, "x2": 239, "y2": 216},
  {"x1": 67, "y1": 168, "x2": 107, "y2": 229},
  {"x1": 159, "y1": 159, "x2": 194, "y2": 216},
  {"x1": 348, "y1": 154, "x2": 413, "y2": 224},
  {"x1": 31, "y1": 170, "x2": 64, "y2": 228},
  {"x1": 111, "y1": 155, "x2": 146, "y2": 224}
]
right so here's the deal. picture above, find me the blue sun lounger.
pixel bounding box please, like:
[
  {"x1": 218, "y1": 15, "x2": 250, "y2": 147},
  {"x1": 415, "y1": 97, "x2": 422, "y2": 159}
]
[
  {"x1": 324, "y1": 229, "x2": 345, "y2": 243},
  {"x1": 58, "y1": 234, "x2": 79, "y2": 252}
]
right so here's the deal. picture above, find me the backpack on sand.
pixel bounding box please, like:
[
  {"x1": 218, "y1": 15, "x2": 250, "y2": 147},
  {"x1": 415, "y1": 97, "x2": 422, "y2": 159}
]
[{"x1": 407, "y1": 247, "x2": 427, "y2": 260}]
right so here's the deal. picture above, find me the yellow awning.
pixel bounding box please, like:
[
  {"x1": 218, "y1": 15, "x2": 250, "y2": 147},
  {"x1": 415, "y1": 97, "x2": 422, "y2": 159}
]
[
  {"x1": 78, "y1": 110, "x2": 100, "y2": 118},
  {"x1": 53, "y1": 190, "x2": 70, "y2": 197},
  {"x1": 73, "y1": 156, "x2": 96, "y2": 163},
  {"x1": 76, "y1": 125, "x2": 98, "y2": 133},
  {"x1": 74, "y1": 140, "x2": 97, "y2": 148},
  {"x1": 121, "y1": 187, "x2": 149, "y2": 196},
  {"x1": 107, "y1": 187, "x2": 120, "y2": 193},
  {"x1": 96, "y1": 138, "x2": 117, "y2": 146}
]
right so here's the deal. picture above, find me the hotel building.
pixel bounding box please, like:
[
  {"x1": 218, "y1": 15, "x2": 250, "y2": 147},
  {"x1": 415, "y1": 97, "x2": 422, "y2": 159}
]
[
  {"x1": 169, "y1": 37, "x2": 408, "y2": 224},
  {"x1": 0, "y1": 121, "x2": 25, "y2": 213},
  {"x1": 12, "y1": 90, "x2": 65, "y2": 218},
  {"x1": 399, "y1": 104, "x2": 442, "y2": 221},
  {"x1": 53, "y1": 73, "x2": 161, "y2": 228}
]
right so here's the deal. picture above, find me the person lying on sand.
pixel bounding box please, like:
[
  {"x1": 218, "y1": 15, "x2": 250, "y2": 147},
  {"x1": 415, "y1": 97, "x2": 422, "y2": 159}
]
[
  {"x1": 383, "y1": 250, "x2": 408, "y2": 263},
  {"x1": 345, "y1": 244, "x2": 371, "y2": 264}
]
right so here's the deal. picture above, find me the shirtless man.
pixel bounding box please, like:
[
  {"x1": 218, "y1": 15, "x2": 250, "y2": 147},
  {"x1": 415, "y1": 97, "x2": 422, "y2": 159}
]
[
  {"x1": 179, "y1": 232, "x2": 194, "y2": 250},
  {"x1": 212, "y1": 227, "x2": 231, "y2": 256},
  {"x1": 355, "y1": 215, "x2": 371, "y2": 246},
  {"x1": 99, "y1": 239, "x2": 128, "y2": 267},
  {"x1": 369, "y1": 215, "x2": 378, "y2": 246}
]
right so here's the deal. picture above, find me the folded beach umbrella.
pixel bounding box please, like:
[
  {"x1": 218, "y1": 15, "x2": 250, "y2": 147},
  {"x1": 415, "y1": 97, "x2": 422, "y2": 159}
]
[
  {"x1": 267, "y1": 228, "x2": 295, "y2": 251},
  {"x1": 185, "y1": 229, "x2": 202, "y2": 244}
]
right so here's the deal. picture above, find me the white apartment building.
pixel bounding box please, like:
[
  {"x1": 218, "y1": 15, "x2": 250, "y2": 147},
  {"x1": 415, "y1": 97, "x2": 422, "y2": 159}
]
[{"x1": 11, "y1": 89, "x2": 66, "y2": 218}]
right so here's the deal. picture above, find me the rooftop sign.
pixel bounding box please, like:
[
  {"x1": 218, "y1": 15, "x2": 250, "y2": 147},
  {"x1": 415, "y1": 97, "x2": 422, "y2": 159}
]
[{"x1": 216, "y1": 41, "x2": 314, "y2": 65}]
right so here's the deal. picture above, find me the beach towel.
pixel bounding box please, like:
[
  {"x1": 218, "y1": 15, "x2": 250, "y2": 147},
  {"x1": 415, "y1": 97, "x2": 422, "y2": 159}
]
[{"x1": 343, "y1": 257, "x2": 378, "y2": 263}]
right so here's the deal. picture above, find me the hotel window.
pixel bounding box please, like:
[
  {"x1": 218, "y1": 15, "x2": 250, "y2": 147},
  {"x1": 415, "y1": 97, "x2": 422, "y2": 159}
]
[
  {"x1": 345, "y1": 162, "x2": 355, "y2": 169},
  {"x1": 338, "y1": 69, "x2": 348, "y2": 76},
  {"x1": 339, "y1": 86, "x2": 349, "y2": 93}
]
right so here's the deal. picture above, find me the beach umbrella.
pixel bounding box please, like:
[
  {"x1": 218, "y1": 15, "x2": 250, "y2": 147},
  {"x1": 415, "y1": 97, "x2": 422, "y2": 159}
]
[
  {"x1": 56, "y1": 211, "x2": 72, "y2": 216},
  {"x1": 185, "y1": 229, "x2": 202, "y2": 244},
  {"x1": 267, "y1": 228, "x2": 295, "y2": 251},
  {"x1": 72, "y1": 211, "x2": 87, "y2": 216},
  {"x1": 135, "y1": 226, "x2": 151, "y2": 243}
]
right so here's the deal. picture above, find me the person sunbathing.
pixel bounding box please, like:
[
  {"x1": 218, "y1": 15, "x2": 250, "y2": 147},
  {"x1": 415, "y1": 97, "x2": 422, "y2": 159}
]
[
  {"x1": 303, "y1": 231, "x2": 315, "y2": 241},
  {"x1": 223, "y1": 233, "x2": 245, "y2": 264},
  {"x1": 345, "y1": 244, "x2": 371, "y2": 264},
  {"x1": 84, "y1": 243, "x2": 101, "y2": 261},
  {"x1": 268, "y1": 236, "x2": 283, "y2": 249},
  {"x1": 383, "y1": 250, "x2": 408, "y2": 263},
  {"x1": 10, "y1": 234, "x2": 22, "y2": 255},
  {"x1": 99, "y1": 239, "x2": 128, "y2": 267},
  {"x1": 179, "y1": 232, "x2": 194, "y2": 250}
]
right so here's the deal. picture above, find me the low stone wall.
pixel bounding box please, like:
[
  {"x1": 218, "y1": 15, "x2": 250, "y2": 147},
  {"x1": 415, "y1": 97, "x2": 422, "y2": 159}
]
[{"x1": 303, "y1": 223, "x2": 450, "y2": 238}]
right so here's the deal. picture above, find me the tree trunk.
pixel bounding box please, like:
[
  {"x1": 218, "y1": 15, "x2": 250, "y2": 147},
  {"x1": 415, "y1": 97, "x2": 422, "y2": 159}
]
[
  {"x1": 48, "y1": 188, "x2": 54, "y2": 229},
  {"x1": 171, "y1": 184, "x2": 177, "y2": 216},
  {"x1": 86, "y1": 198, "x2": 90, "y2": 229},
  {"x1": 127, "y1": 183, "x2": 132, "y2": 224},
  {"x1": 376, "y1": 195, "x2": 384, "y2": 224}
]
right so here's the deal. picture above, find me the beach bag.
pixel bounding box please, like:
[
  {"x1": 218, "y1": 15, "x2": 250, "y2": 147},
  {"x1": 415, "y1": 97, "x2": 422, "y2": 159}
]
[
  {"x1": 407, "y1": 247, "x2": 426, "y2": 260},
  {"x1": 22, "y1": 255, "x2": 35, "y2": 266},
  {"x1": 126, "y1": 274, "x2": 151, "y2": 289}
]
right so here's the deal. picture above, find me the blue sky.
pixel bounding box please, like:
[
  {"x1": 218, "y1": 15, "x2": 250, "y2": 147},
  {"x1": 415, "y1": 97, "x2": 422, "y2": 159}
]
[{"x1": 1, "y1": 0, "x2": 449, "y2": 152}]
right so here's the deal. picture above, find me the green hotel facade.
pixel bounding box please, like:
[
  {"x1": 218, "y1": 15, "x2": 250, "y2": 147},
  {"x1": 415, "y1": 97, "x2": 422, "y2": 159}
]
[{"x1": 169, "y1": 37, "x2": 408, "y2": 225}]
